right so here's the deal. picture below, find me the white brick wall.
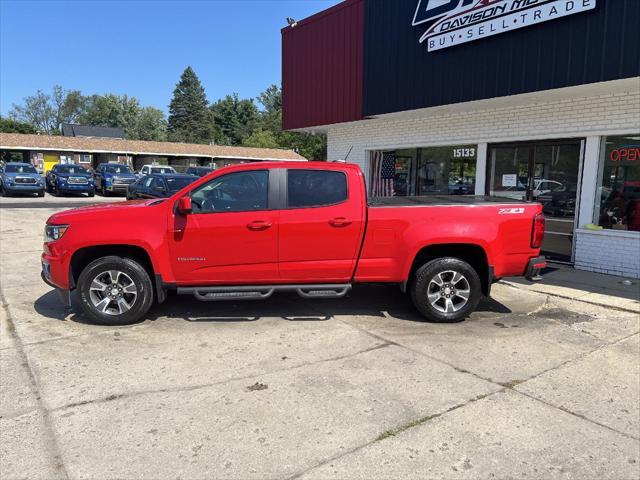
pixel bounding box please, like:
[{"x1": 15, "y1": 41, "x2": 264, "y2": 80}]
[
  {"x1": 327, "y1": 90, "x2": 640, "y2": 179},
  {"x1": 325, "y1": 86, "x2": 640, "y2": 278},
  {"x1": 574, "y1": 230, "x2": 640, "y2": 279}
]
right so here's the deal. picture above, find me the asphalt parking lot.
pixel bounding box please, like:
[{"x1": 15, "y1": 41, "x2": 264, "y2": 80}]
[{"x1": 1, "y1": 195, "x2": 639, "y2": 480}]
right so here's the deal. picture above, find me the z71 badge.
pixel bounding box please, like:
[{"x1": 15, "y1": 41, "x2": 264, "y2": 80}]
[{"x1": 498, "y1": 208, "x2": 525, "y2": 215}]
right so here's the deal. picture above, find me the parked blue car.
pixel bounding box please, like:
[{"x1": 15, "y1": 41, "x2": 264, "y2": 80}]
[
  {"x1": 0, "y1": 162, "x2": 45, "y2": 197},
  {"x1": 45, "y1": 164, "x2": 95, "y2": 197},
  {"x1": 94, "y1": 163, "x2": 137, "y2": 196},
  {"x1": 126, "y1": 173, "x2": 198, "y2": 200}
]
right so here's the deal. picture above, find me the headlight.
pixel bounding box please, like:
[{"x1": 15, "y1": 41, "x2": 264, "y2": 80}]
[{"x1": 44, "y1": 224, "x2": 69, "y2": 243}]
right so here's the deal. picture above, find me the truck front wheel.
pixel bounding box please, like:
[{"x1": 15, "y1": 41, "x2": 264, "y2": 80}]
[
  {"x1": 77, "y1": 256, "x2": 154, "y2": 325},
  {"x1": 410, "y1": 257, "x2": 481, "y2": 323}
]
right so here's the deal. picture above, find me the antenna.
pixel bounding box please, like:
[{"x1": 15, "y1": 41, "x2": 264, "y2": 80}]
[{"x1": 330, "y1": 146, "x2": 353, "y2": 163}]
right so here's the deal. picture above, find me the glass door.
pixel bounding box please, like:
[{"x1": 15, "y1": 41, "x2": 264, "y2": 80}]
[{"x1": 488, "y1": 140, "x2": 583, "y2": 263}]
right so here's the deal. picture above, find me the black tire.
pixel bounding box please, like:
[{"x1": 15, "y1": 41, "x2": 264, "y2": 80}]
[
  {"x1": 77, "y1": 256, "x2": 154, "y2": 326},
  {"x1": 410, "y1": 257, "x2": 481, "y2": 323},
  {"x1": 38, "y1": 190, "x2": 45, "y2": 197},
  {"x1": 88, "y1": 189, "x2": 95, "y2": 197}
]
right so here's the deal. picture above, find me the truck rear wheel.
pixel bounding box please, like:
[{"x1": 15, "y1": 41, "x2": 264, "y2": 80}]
[
  {"x1": 410, "y1": 257, "x2": 481, "y2": 323},
  {"x1": 77, "y1": 256, "x2": 154, "y2": 325}
]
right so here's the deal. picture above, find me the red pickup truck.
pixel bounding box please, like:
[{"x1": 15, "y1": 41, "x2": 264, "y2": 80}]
[{"x1": 41, "y1": 162, "x2": 546, "y2": 326}]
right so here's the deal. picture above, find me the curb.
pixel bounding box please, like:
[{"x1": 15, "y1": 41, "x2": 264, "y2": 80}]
[{"x1": 499, "y1": 280, "x2": 640, "y2": 315}]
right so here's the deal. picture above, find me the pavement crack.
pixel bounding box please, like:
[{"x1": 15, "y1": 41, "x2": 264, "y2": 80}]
[
  {"x1": 0, "y1": 289, "x2": 70, "y2": 480},
  {"x1": 374, "y1": 391, "x2": 496, "y2": 441},
  {"x1": 515, "y1": 389, "x2": 640, "y2": 441},
  {"x1": 52, "y1": 342, "x2": 392, "y2": 413},
  {"x1": 286, "y1": 390, "x2": 502, "y2": 480}
]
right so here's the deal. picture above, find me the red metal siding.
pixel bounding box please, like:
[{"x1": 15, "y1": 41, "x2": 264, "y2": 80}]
[{"x1": 282, "y1": 0, "x2": 364, "y2": 131}]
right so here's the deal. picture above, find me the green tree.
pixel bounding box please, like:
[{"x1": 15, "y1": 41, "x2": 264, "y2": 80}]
[
  {"x1": 242, "y1": 129, "x2": 279, "y2": 149},
  {"x1": 211, "y1": 93, "x2": 258, "y2": 145},
  {"x1": 132, "y1": 107, "x2": 167, "y2": 141},
  {"x1": 0, "y1": 116, "x2": 37, "y2": 134},
  {"x1": 78, "y1": 94, "x2": 167, "y2": 141},
  {"x1": 79, "y1": 94, "x2": 140, "y2": 132},
  {"x1": 250, "y1": 84, "x2": 327, "y2": 160},
  {"x1": 9, "y1": 85, "x2": 85, "y2": 135},
  {"x1": 167, "y1": 66, "x2": 214, "y2": 144}
]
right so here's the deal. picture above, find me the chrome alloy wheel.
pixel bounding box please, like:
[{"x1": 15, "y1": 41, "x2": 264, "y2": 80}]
[
  {"x1": 427, "y1": 270, "x2": 471, "y2": 314},
  {"x1": 89, "y1": 270, "x2": 138, "y2": 315}
]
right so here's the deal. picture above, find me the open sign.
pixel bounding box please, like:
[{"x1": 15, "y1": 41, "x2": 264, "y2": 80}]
[{"x1": 610, "y1": 145, "x2": 640, "y2": 162}]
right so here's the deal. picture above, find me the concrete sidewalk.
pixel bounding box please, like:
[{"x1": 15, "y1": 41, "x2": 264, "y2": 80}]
[{"x1": 503, "y1": 264, "x2": 640, "y2": 314}]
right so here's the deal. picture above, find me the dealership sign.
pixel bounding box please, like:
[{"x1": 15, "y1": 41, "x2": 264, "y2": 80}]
[{"x1": 413, "y1": 0, "x2": 596, "y2": 52}]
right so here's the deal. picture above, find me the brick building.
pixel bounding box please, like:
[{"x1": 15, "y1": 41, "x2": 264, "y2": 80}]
[
  {"x1": 281, "y1": 0, "x2": 640, "y2": 278},
  {"x1": 0, "y1": 133, "x2": 306, "y2": 174}
]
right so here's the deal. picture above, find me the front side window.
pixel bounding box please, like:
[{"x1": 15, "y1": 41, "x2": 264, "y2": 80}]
[
  {"x1": 191, "y1": 170, "x2": 269, "y2": 213},
  {"x1": 594, "y1": 135, "x2": 640, "y2": 232},
  {"x1": 287, "y1": 170, "x2": 347, "y2": 208},
  {"x1": 166, "y1": 176, "x2": 196, "y2": 192},
  {"x1": 151, "y1": 177, "x2": 166, "y2": 191}
]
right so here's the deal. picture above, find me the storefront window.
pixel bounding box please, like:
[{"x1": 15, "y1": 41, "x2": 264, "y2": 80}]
[
  {"x1": 594, "y1": 135, "x2": 640, "y2": 232},
  {"x1": 370, "y1": 145, "x2": 477, "y2": 197}
]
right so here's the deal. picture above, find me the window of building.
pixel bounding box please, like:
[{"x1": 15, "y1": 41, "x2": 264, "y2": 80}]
[
  {"x1": 370, "y1": 145, "x2": 477, "y2": 197},
  {"x1": 594, "y1": 134, "x2": 640, "y2": 232},
  {"x1": 78, "y1": 154, "x2": 92, "y2": 164},
  {"x1": 287, "y1": 169, "x2": 347, "y2": 208},
  {"x1": 191, "y1": 170, "x2": 269, "y2": 213}
]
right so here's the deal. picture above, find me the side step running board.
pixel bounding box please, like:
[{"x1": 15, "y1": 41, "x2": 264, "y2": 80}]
[{"x1": 177, "y1": 284, "x2": 352, "y2": 302}]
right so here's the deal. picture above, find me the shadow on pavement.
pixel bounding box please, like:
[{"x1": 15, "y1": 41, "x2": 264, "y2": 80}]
[{"x1": 33, "y1": 284, "x2": 512, "y2": 326}]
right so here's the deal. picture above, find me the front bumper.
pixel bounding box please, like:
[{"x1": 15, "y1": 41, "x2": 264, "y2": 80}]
[
  {"x1": 106, "y1": 184, "x2": 132, "y2": 193},
  {"x1": 41, "y1": 257, "x2": 71, "y2": 307},
  {"x1": 59, "y1": 183, "x2": 94, "y2": 193},
  {"x1": 524, "y1": 256, "x2": 547, "y2": 281},
  {"x1": 5, "y1": 184, "x2": 44, "y2": 193}
]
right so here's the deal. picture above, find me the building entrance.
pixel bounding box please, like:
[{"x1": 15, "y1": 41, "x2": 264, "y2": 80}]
[{"x1": 488, "y1": 140, "x2": 584, "y2": 263}]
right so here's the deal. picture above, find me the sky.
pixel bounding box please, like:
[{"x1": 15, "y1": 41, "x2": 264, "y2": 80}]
[{"x1": 0, "y1": 0, "x2": 341, "y2": 115}]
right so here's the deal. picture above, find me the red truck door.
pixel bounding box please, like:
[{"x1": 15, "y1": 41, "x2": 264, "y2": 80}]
[
  {"x1": 168, "y1": 169, "x2": 279, "y2": 284},
  {"x1": 278, "y1": 168, "x2": 365, "y2": 282}
]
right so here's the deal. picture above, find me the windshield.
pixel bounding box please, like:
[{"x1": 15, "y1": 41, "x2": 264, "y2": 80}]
[
  {"x1": 166, "y1": 177, "x2": 196, "y2": 192},
  {"x1": 56, "y1": 165, "x2": 88, "y2": 174},
  {"x1": 104, "y1": 165, "x2": 132, "y2": 174},
  {"x1": 150, "y1": 167, "x2": 175, "y2": 174},
  {"x1": 5, "y1": 164, "x2": 37, "y2": 174}
]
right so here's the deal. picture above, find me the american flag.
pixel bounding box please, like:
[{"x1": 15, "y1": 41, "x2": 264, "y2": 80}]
[{"x1": 370, "y1": 151, "x2": 395, "y2": 197}]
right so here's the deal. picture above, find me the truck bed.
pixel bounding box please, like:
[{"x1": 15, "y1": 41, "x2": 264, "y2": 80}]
[{"x1": 368, "y1": 195, "x2": 529, "y2": 207}]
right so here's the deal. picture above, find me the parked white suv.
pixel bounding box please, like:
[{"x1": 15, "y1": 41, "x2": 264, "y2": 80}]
[{"x1": 138, "y1": 165, "x2": 177, "y2": 176}]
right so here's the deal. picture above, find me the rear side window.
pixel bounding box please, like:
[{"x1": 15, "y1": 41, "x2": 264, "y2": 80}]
[{"x1": 287, "y1": 170, "x2": 347, "y2": 208}]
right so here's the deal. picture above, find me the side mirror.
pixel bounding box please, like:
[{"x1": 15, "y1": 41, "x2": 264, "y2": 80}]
[{"x1": 177, "y1": 196, "x2": 192, "y2": 215}]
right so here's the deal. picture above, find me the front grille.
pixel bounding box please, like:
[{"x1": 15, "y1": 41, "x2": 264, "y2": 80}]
[
  {"x1": 113, "y1": 177, "x2": 134, "y2": 185},
  {"x1": 68, "y1": 176, "x2": 89, "y2": 185},
  {"x1": 15, "y1": 177, "x2": 37, "y2": 184}
]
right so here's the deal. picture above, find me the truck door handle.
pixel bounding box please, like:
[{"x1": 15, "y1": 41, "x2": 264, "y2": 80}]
[
  {"x1": 329, "y1": 217, "x2": 352, "y2": 228},
  {"x1": 247, "y1": 220, "x2": 272, "y2": 231}
]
